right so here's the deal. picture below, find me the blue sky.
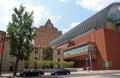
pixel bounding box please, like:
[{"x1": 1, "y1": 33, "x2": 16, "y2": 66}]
[{"x1": 0, "y1": 0, "x2": 120, "y2": 34}]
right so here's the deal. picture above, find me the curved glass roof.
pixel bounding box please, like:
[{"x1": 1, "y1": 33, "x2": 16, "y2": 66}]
[{"x1": 49, "y1": 3, "x2": 120, "y2": 46}]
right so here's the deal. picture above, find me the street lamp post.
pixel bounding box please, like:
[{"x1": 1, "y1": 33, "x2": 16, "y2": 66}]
[
  {"x1": 89, "y1": 45, "x2": 93, "y2": 70},
  {"x1": 0, "y1": 37, "x2": 6, "y2": 76},
  {"x1": 86, "y1": 58, "x2": 88, "y2": 71}
]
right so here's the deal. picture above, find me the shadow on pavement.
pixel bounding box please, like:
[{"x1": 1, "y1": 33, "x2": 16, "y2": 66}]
[{"x1": 0, "y1": 76, "x2": 66, "y2": 78}]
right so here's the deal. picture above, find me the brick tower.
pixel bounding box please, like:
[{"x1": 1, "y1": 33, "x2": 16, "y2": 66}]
[
  {"x1": 30, "y1": 19, "x2": 62, "y2": 67},
  {"x1": 34, "y1": 19, "x2": 62, "y2": 48}
]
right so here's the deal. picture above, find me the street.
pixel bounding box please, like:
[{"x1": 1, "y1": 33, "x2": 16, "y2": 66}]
[{"x1": 0, "y1": 70, "x2": 120, "y2": 78}]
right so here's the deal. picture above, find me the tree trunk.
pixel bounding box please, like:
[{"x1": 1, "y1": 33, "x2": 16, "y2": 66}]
[{"x1": 13, "y1": 57, "x2": 19, "y2": 76}]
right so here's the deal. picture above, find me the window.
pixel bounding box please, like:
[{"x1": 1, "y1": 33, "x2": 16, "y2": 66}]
[
  {"x1": 116, "y1": 23, "x2": 120, "y2": 31},
  {"x1": 64, "y1": 45, "x2": 89, "y2": 56},
  {"x1": 34, "y1": 57, "x2": 38, "y2": 60},
  {"x1": 102, "y1": 62, "x2": 112, "y2": 67},
  {"x1": 64, "y1": 44, "x2": 96, "y2": 56},
  {"x1": 34, "y1": 48, "x2": 38, "y2": 53},
  {"x1": 58, "y1": 58, "x2": 61, "y2": 62},
  {"x1": 57, "y1": 49, "x2": 60, "y2": 55}
]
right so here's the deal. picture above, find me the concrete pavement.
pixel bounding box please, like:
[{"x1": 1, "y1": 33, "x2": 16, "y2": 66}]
[{"x1": 70, "y1": 70, "x2": 120, "y2": 78}]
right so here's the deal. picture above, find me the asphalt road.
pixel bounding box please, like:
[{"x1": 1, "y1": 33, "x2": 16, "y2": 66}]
[
  {"x1": 3, "y1": 75, "x2": 120, "y2": 78},
  {"x1": 1, "y1": 70, "x2": 120, "y2": 78}
]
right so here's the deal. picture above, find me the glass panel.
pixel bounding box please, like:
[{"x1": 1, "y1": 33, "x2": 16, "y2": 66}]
[
  {"x1": 102, "y1": 62, "x2": 112, "y2": 67},
  {"x1": 107, "y1": 5, "x2": 120, "y2": 24},
  {"x1": 64, "y1": 45, "x2": 90, "y2": 56}
]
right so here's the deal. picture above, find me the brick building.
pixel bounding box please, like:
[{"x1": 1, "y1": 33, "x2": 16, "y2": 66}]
[
  {"x1": 34, "y1": 19, "x2": 62, "y2": 47},
  {"x1": 0, "y1": 19, "x2": 62, "y2": 70},
  {"x1": 49, "y1": 3, "x2": 120, "y2": 70},
  {"x1": 0, "y1": 31, "x2": 24, "y2": 71},
  {"x1": 30, "y1": 19, "x2": 62, "y2": 68}
]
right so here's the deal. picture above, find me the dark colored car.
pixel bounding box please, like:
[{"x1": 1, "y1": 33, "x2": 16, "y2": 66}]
[
  {"x1": 51, "y1": 69, "x2": 71, "y2": 75},
  {"x1": 19, "y1": 69, "x2": 44, "y2": 77}
]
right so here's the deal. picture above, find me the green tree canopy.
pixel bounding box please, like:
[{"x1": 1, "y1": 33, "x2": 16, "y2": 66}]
[
  {"x1": 42, "y1": 46, "x2": 53, "y2": 60},
  {"x1": 31, "y1": 60, "x2": 74, "y2": 69},
  {"x1": 7, "y1": 4, "x2": 35, "y2": 76},
  {"x1": 59, "y1": 61, "x2": 75, "y2": 68}
]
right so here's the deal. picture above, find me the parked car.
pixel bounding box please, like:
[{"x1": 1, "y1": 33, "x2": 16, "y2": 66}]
[
  {"x1": 51, "y1": 69, "x2": 71, "y2": 75},
  {"x1": 19, "y1": 69, "x2": 44, "y2": 77}
]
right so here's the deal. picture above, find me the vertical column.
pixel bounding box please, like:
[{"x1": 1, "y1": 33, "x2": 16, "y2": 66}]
[{"x1": 89, "y1": 44, "x2": 93, "y2": 70}]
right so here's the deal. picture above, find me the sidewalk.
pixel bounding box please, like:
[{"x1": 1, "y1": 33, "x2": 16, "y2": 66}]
[
  {"x1": 72, "y1": 70, "x2": 120, "y2": 74},
  {"x1": 71, "y1": 70, "x2": 120, "y2": 78}
]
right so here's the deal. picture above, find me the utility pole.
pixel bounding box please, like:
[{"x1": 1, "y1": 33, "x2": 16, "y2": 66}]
[
  {"x1": 0, "y1": 37, "x2": 6, "y2": 76},
  {"x1": 0, "y1": 51, "x2": 3, "y2": 76},
  {"x1": 86, "y1": 58, "x2": 89, "y2": 71},
  {"x1": 89, "y1": 45, "x2": 93, "y2": 70}
]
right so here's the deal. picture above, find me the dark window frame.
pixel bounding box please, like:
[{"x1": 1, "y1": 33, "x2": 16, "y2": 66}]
[
  {"x1": 34, "y1": 48, "x2": 38, "y2": 53},
  {"x1": 57, "y1": 49, "x2": 60, "y2": 55},
  {"x1": 58, "y1": 58, "x2": 61, "y2": 62}
]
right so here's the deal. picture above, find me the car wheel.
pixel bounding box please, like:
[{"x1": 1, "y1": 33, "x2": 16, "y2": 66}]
[
  {"x1": 67, "y1": 72, "x2": 70, "y2": 75},
  {"x1": 64, "y1": 73, "x2": 67, "y2": 75},
  {"x1": 38, "y1": 73, "x2": 41, "y2": 76},
  {"x1": 55, "y1": 73, "x2": 57, "y2": 75},
  {"x1": 23, "y1": 74, "x2": 26, "y2": 77}
]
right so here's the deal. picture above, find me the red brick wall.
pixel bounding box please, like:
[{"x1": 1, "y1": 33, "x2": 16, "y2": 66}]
[
  {"x1": 104, "y1": 28, "x2": 120, "y2": 70},
  {"x1": 34, "y1": 20, "x2": 62, "y2": 47},
  {"x1": 74, "y1": 34, "x2": 89, "y2": 45},
  {"x1": 74, "y1": 28, "x2": 120, "y2": 70},
  {"x1": 92, "y1": 28, "x2": 107, "y2": 70},
  {"x1": 73, "y1": 28, "x2": 110, "y2": 70},
  {"x1": 74, "y1": 60, "x2": 86, "y2": 68}
]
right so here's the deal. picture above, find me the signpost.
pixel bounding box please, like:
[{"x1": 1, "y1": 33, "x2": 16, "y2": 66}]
[
  {"x1": 0, "y1": 37, "x2": 5, "y2": 76},
  {"x1": 89, "y1": 45, "x2": 93, "y2": 70}
]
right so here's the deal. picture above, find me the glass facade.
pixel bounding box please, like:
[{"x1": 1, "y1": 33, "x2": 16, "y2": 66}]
[
  {"x1": 64, "y1": 45, "x2": 89, "y2": 56},
  {"x1": 107, "y1": 5, "x2": 120, "y2": 24}
]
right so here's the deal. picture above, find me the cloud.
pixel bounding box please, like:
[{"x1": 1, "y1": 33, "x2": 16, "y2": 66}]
[
  {"x1": 63, "y1": 22, "x2": 80, "y2": 34},
  {"x1": 43, "y1": 11, "x2": 62, "y2": 24},
  {"x1": 0, "y1": 0, "x2": 20, "y2": 10},
  {"x1": 71, "y1": 22, "x2": 79, "y2": 28},
  {"x1": 0, "y1": 0, "x2": 61, "y2": 31},
  {"x1": 63, "y1": 29, "x2": 69, "y2": 34},
  {"x1": 51, "y1": 16, "x2": 62, "y2": 24},
  {"x1": 59, "y1": 0, "x2": 67, "y2": 2},
  {"x1": 76, "y1": 0, "x2": 120, "y2": 11},
  {"x1": 23, "y1": 5, "x2": 46, "y2": 26}
]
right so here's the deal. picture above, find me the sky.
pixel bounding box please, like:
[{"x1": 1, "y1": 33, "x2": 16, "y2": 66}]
[{"x1": 0, "y1": 0, "x2": 120, "y2": 34}]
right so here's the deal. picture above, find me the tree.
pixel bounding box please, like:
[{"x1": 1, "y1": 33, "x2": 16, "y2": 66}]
[
  {"x1": 59, "y1": 61, "x2": 74, "y2": 68},
  {"x1": 31, "y1": 60, "x2": 58, "y2": 69},
  {"x1": 67, "y1": 61, "x2": 75, "y2": 67},
  {"x1": 7, "y1": 5, "x2": 35, "y2": 76},
  {"x1": 42, "y1": 47, "x2": 53, "y2": 60}
]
